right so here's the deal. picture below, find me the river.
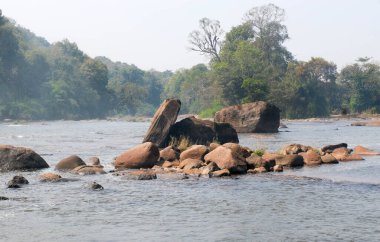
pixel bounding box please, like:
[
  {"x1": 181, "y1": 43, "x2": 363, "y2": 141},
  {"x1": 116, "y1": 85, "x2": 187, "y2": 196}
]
[{"x1": 0, "y1": 120, "x2": 379, "y2": 241}]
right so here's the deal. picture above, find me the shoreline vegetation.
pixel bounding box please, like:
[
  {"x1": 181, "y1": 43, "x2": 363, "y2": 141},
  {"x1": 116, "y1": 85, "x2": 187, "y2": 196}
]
[{"x1": 1, "y1": 4, "x2": 379, "y2": 121}]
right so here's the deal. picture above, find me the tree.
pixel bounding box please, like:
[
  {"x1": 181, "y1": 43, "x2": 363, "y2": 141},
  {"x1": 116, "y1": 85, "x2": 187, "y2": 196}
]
[{"x1": 188, "y1": 18, "x2": 223, "y2": 62}]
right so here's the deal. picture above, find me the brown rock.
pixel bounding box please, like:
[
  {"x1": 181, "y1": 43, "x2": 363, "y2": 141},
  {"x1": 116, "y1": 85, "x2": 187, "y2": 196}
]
[
  {"x1": 180, "y1": 145, "x2": 209, "y2": 161},
  {"x1": 143, "y1": 99, "x2": 181, "y2": 147},
  {"x1": 72, "y1": 165, "x2": 106, "y2": 175},
  {"x1": 55, "y1": 155, "x2": 86, "y2": 171},
  {"x1": 39, "y1": 173, "x2": 63, "y2": 182},
  {"x1": 114, "y1": 142, "x2": 159, "y2": 169},
  {"x1": 281, "y1": 144, "x2": 312, "y2": 155},
  {"x1": 222, "y1": 143, "x2": 251, "y2": 158},
  {"x1": 353, "y1": 145, "x2": 380, "y2": 156},
  {"x1": 300, "y1": 150, "x2": 322, "y2": 166},
  {"x1": 246, "y1": 154, "x2": 275, "y2": 170},
  {"x1": 200, "y1": 162, "x2": 219, "y2": 175},
  {"x1": 212, "y1": 168, "x2": 230, "y2": 177},
  {"x1": 351, "y1": 120, "x2": 380, "y2": 127},
  {"x1": 340, "y1": 154, "x2": 365, "y2": 162},
  {"x1": 331, "y1": 147, "x2": 351, "y2": 161},
  {"x1": 204, "y1": 146, "x2": 247, "y2": 174},
  {"x1": 275, "y1": 155, "x2": 304, "y2": 167},
  {"x1": 209, "y1": 143, "x2": 221, "y2": 151},
  {"x1": 167, "y1": 116, "x2": 239, "y2": 146},
  {"x1": 262, "y1": 153, "x2": 284, "y2": 162},
  {"x1": 214, "y1": 101, "x2": 280, "y2": 133},
  {"x1": 160, "y1": 146, "x2": 180, "y2": 161},
  {"x1": 179, "y1": 158, "x2": 203, "y2": 170},
  {"x1": 162, "y1": 160, "x2": 180, "y2": 168},
  {"x1": 0, "y1": 145, "x2": 49, "y2": 171},
  {"x1": 321, "y1": 154, "x2": 339, "y2": 164}
]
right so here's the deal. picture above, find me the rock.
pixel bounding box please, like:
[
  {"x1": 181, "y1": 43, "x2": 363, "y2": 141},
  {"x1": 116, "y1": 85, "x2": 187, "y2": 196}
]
[
  {"x1": 321, "y1": 154, "x2": 339, "y2": 164},
  {"x1": 200, "y1": 162, "x2": 219, "y2": 175},
  {"x1": 86, "y1": 157, "x2": 101, "y2": 166},
  {"x1": 162, "y1": 160, "x2": 180, "y2": 168},
  {"x1": 183, "y1": 168, "x2": 202, "y2": 176},
  {"x1": 281, "y1": 144, "x2": 312, "y2": 155},
  {"x1": 340, "y1": 154, "x2": 365, "y2": 162},
  {"x1": 167, "y1": 116, "x2": 239, "y2": 146},
  {"x1": 114, "y1": 142, "x2": 160, "y2": 169},
  {"x1": 204, "y1": 146, "x2": 247, "y2": 174},
  {"x1": 7, "y1": 175, "x2": 29, "y2": 188},
  {"x1": 180, "y1": 145, "x2": 209, "y2": 161},
  {"x1": 247, "y1": 167, "x2": 267, "y2": 173},
  {"x1": 212, "y1": 169, "x2": 230, "y2": 177},
  {"x1": 273, "y1": 165, "x2": 283, "y2": 172},
  {"x1": 353, "y1": 145, "x2": 380, "y2": 156},
  {"x1": 114, "y1": 170, "x2": 157, "y2": 180},
  {"x1": 246, "y1": 154, "x2": 275, "y2": 170},
  {"x1": 351, "y1": 120, "x2": 380, "y2": 127},
  {"x1": 160, "y1": 146, "x2": 180, "y2": 161},
  {"x1": 39, "y1": 173, "x2": 63, "y2": 182},
  {"x1": 321, "y1": 143, "x2": 348, "y2": 153},
  {"x1": 0, "y1": 145, "x2": 49, "y2": 171},
  {"x1": 262, "y1": 153, "x2": 284, "y2": 162},
  {"x1": 331, "y1": 147, "x2": 351, "y2": 161},
  {"x1": 275, "y1": 155, "x2": 304, "y2": 167},
  {"x1": 209, "y1": 142, "x2": 221, "y2": 151},
  {"x1": 214, "y1": 101, "x2": 280, "y2": 133},
  {"x1": 55, "y1": 155, "x2": 86, "y2": 171},
  {"x1": 222, "y1": 143, "x2": 251, "y2": 158},
  {"x1": 300, "y1": 150, "x2": 322, "y2": 166},
  {"x1": 91, "y1": 182, "x2": 104, "y2": 191},
  {"x1": 179, "y1": 158, "x2": 203, "y2": 170},
  {"x1": 0, "y1": 196, "x2": 9, "y2": 200},
  {"x1": 143, "y1": 99, "x2": 181, "y2": 147},
  {"x1": 72, "y1": 165, "x2": 106, "y2": 175}
]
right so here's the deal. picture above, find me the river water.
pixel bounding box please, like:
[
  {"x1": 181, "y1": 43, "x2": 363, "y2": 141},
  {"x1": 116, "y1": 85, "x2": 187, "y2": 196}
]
[{"x1": 0, "y1": 120, "x2": 379, "y2": 241}]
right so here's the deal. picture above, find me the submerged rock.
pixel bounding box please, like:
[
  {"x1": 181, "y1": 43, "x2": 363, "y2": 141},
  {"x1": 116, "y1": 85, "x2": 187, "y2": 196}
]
[
  {"x1": 214, "y1": 101, "x2": 280, "y2": 133},
  {"x1": 39, "y1": 173, "x2": 63, "y2": 182},
  {"x1": 0, "y1": 196, "x2": 9, "y2": 200},
  {"x1": 7, "y1": 175, "x2": 29, "y2": 188},
  {"x1": 72, "y1": 165, "x2": 106, "y2": 175},
  {"x1": 91, "y1": 182, "x2": 104, "y2": 191},
  {"x1": 114, "y1": 142, "x2": 160, "y2": 169},
  {"x1": 55, "y1": 155, "x2": 86, "y2": 171},
  {"x1": 114, "y1": 170, "x2": 157, "y2": 180},
  {"x1": 0, "y1": 145, "x2": 49, "y2": 171}
]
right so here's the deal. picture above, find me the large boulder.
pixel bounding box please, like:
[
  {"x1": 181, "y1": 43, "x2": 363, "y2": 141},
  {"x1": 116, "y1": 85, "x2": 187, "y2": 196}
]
[
  {"x1": 275, "y1": 154, "x2": 304, "y2": 167},
  {"x1": 167, "y1": 116, "x2": 239, "y2": 146},
  {"x1": 179, "y1": 145, "x2": 209, "y2": 161},
  {"x1": 114, "y1": 142, "x2": 160, "y2": 169},
  {"x1": 214, "y1": 101, "x2": 280, "y2": 133},
  {"x1": 0, "y1": 145, "x2": 49, "y2": 171},
  {"x1": 55, "y1": 155, "x2": 86, "y2": 171},
  {"x1": 143, "y1": 99, "x2": 181, "y2": 147},
  {"x1": 204, "y1": 146, "x2": 247, "y2": 174}
]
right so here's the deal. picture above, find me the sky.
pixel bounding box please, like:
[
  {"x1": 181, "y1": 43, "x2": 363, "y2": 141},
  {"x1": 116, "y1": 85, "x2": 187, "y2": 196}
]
[{"x1": 1, "y1": 0, "x2": 380, "y2": 71}]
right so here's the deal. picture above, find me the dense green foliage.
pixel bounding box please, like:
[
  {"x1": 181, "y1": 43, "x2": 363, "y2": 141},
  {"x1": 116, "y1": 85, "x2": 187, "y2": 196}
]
[
  {"x1": 176, "y1": 4, "x2": 380, "y2": 118},
  {"x1": 1, "y1": 5, "x2": 379, "y2": 120},
  {"x1": 0, "y1": 13, "x2": 169, "y2": 120}
]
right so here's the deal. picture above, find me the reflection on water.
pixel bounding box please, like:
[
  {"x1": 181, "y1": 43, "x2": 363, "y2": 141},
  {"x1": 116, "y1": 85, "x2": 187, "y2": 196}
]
[{"x1": 0, "y1": 120, "x2": 379, "y2": 241}]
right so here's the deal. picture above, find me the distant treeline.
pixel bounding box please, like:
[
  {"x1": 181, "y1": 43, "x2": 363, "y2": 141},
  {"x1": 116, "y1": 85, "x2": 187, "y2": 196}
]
[{"x1": 0, "y1": 5, "x2": 379, "y2": 120}]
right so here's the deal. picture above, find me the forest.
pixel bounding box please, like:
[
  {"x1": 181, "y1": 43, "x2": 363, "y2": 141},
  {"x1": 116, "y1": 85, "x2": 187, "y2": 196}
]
[{"x1": 0, "y1": 4, "x2": 379, "y2": 120}]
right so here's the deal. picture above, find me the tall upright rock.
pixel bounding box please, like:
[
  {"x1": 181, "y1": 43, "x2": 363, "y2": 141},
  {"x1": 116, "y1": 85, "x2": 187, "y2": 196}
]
[
  {"x1": 214, "y1": 101, "x2": 280, "y2": 133},
  {"x1": 143, "y1": 99, "x2": 181, "y2": 147}
]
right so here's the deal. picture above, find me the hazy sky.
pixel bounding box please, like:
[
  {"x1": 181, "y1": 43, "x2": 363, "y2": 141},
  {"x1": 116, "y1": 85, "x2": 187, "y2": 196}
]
[{"x1": 2, "y1": 0, "x2": 380, "y2": 71}]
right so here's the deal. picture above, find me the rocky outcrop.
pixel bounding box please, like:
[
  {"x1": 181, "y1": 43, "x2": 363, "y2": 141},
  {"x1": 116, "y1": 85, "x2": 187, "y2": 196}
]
[
  {"x1": 143, "y1": 99, "x2": 181, "y2": 147},
  {"x1": 214, "y1": 101, "x2": 280, "y2": 133},
  {"x1": 114, "y1": 142, "x2": 160, "y2": 169},
  {"x1": 55, "y1": 155, "x2": 86, "y2": 171},
  {"x1": 0, "y1": 145, "x2": 49, "y2": 171},
  {"x1": 204, "y1": 146, "x2": 247, "y2": 174},
  {"x1": 167, "y1": 116, "x2": 239, "y2": 146}
]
